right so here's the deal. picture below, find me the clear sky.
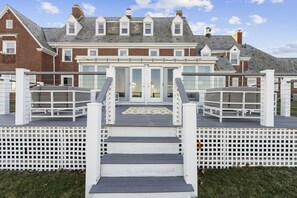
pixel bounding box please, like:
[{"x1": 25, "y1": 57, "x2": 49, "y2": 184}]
[{"x1": 1, "y1": 0, "x2": 296, "y2": 57}]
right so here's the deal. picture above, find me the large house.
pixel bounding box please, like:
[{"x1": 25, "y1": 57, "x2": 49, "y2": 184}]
[{"x1": 1, "y1": 4, "x2": 297, "y2": 103}]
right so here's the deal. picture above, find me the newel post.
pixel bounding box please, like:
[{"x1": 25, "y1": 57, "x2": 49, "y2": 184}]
[
  {"x1": 173, "y1": 69, "x2": 182, "y2": 125},
  {"x1": 85, "y1": 103, "x2": 102, "y2": 197},
  {"x1": 280, "y1": 78, "x2": 291, "y2": 117},
  {"x1": 182, "y1": 103, "x2": 198, "y2": 197},
  {"x1": 15, "y1": 68, "x2": 31, "y2": 125},
  {"x1": 260, "y1": 69, "x2": 275, "y2": 127},
  {"x1": 106, "y1": 67, "x2": 115, "y2": 124},
  {"x1": 0, "y1": 77, "x2": 10, "y2": 114}
]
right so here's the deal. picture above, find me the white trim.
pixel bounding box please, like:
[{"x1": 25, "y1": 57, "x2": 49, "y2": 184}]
[
  {"x1": 172, "y1": 15, "x2": 183, "y2": 36},
  {"x1": 60, "y1": 75, "x2": 74, "y2": 86},
  {"x1": 2, "y1": 40, "x2": 16, "y2": 54},
  {"x1": 149, "y1": 49, "x2": 159, "y2": 56},
  {"x1": 120, "y1": 21, "x2": 130, "y2": 36},
  {"x1": 118, "y1": 49, "x2": 129, "y2": 56},
  {"x1": 0, "y1": 33, "x2": 18, "y2": 38},
  {"x1": 62, "y1": 49, "x2": 73, "y2": 62},
  {"x1": 36, "y1": 47, "x2": 57, "y2": 56},
  {"x1": 230, "y1": 45, "x2": 240, "y2": 65},
  {"x1": 67, "y1": 22, "x2": 76, "y2": 35},
  {"x1": 174, "y1": 49, "x2": 184, "y2": 56},
  {"x1": 96, "y1": 16, "x2": 106, "y2": 35},
  {"x1": 232, "y1": 77, "x2": 239, "y2": 87},
  {"x1": 88, "y1": 49, "x2": 98, "y2": 56},
  {"x1": 6, "y1": 19, "x2": 13, "y2": 29},
  {"x1": 143, "y1": 15, "x2": 154, "y2": 36},
  {"x1": 247, "y1": 77, "x2": 257, "y2": 87},
  {"x1": 201, "y1": 45, "x2": 211, "y2": 56}
]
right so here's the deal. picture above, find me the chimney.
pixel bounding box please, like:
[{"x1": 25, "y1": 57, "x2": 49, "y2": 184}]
[
  {"x1": 204, "y1": 27, "x2": 212, "y2": 37},
  {"x1": 72, "y1": 4, "x2": 84, "y2": 19},
  {"x1": 176, "y1": 10, "x2": 183, "y2": 17},
  {"x1": 233, "y1": 30, "x2": 242, "y2": 45},
  {"x1": 125, "y1": 8, "x2": 132, "y2": 18}
]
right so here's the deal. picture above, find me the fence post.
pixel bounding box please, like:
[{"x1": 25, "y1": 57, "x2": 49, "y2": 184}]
[
  {"x1": 280, "y1": 78, "x2": 291, "y2": 117},
  {"x1": 85, "y1": 103, "x2": 102, "y2": 197},
  {"x1": 182, "y1": 103, "x2": 198, "y2": 197},
  {"x1": 260, "y1": 69, "x2": 274, "y2": 127},
  {"x1": 0, "y1": 78, "x2": 10, "y2": 114},
  {"x1": 173, "y1": 69, "x2": 182, "y2": 125},
  {"x1": 105, "y1": 67, "x2": 115, "y2": 124},
  {"x1": 15, "y1": 68, "x2": 30, "y2": 125}
]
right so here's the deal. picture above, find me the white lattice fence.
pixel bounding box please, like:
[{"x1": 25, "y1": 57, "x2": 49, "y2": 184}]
[
  {"x1": 197, "y1": 128, "x2": 297, "y2": 168},
  {"x1": 0, "y1": 126, "x2": 109, "y2": 171}
]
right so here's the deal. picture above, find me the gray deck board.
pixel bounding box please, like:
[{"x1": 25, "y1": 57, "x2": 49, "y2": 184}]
[
  {"x1": 106, "y1": 137, "x2": 181, "y2": 143},
  {"x1": 90, "y1": 176, "x2": 194, "y2": 193},
  {"x1": 101, "y1": 154, "x2": 183, "y2": 164}
]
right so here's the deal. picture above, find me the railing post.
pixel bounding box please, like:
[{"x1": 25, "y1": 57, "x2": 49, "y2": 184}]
[
  {"x1": 90, "y1": 90, "x2": 97, "y2": 103},
  {"x1": 0, "y1": 78, "x2": 10, "y2": 114},
  {"x1": 182, "y1": 103, "x2": 198, "y2": 197},
  {"x1": 173, "y1": 69, "x2": 182, "y2": 125},
  {"x1": 106, "y1": 67, "x2": 115, "y2": 124},
  {"x1": 15, "y1": 68, "x2": 30, "y2": 125},
  {"x1": 85, "y1": 103, "x2": 102, "y2": 197},
  {"x1": 280, "y1": 78, "x2": 291, "y2": 117},
  {"x1": 260, "y1": 69, "x2": 275, "y2": 127}
]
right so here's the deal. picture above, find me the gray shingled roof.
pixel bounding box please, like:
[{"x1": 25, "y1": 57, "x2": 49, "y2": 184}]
[
  {"x1": 215, "y1": 57, "x2": 235, "y2": 72},
  {"x1": 194, "y1": 35, "x2": 251, "y2": 57},
  {"x1": 44, "y1": 17, "x2": 195, "y2": 43},
  {"x1": 246, "y1": 45, "x2": 297, "y2": 73},
  {"x1": 9, "y1": 6, "x2": 54, "y2": 52}
]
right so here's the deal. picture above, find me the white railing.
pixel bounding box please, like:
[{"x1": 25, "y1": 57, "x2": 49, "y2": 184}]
[
  {"x1": 30, "y1": 89, "x2": 91, "y2": 121},
  {"x1": 0, "y1": 78, "x2": 10, "y2": 114}
]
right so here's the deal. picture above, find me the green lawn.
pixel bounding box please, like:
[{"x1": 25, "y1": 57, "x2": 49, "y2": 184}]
[{"x1": 1, "y1": 168, "x2": 297, "y2": 197}]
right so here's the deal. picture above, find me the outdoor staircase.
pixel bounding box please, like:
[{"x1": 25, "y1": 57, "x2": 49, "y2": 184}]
[{"x1": 89, "y1": 126, "x2": 194, "y2": 198}]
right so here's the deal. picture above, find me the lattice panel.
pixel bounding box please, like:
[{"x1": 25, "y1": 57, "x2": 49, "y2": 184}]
[
  {"x1": 0, "y1": 126, "x2": 109, "y2": 171},
  {"x1": 197, "y1": 128, "x2": 297, "y2": 168}
]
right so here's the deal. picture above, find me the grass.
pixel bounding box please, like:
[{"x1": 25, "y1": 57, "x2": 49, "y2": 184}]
[
  {"x1": 1, "y1": 168, "x2": 297, "y2": 197},
  {"x1": 0, "y1": 170, "x2": 85, "y2": 198},
  {"x1": 198, "y1": 167, "x2": 297, "y2": 198}
]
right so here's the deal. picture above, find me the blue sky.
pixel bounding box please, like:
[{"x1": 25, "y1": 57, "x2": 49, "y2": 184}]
[{"x1": 1, "y1": 0, "x2": 297, "y2": 57}]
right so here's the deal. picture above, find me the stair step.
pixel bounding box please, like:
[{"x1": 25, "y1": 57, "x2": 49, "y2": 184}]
[
  {"x1": 90, "y1": 177, "x2": 194, "y2": 194},
  {"x1": 101, "y1": 154, "x2": 183, "y2": 164},
  {"x1": 106, "y1": 137, "x2": 181, "y2": 143},
  {"x1": 110, "y1": 126, "x2": 177, "y2": 137}
]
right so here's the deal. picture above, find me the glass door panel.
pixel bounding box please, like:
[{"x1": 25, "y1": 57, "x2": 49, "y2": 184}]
[
  {"x1": 148, "y1": 67, "x2": 162, "y2": 102},
  {"x1": 130, "y1": 68, "x2": 144, "y2": 102}
]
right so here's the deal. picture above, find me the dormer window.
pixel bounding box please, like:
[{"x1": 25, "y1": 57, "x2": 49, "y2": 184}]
[
  {"x1": 143, "y1": 14, "x2": 153, "y2": 36},
  {"x1": 120, "y1": 15, "x2": 130, "y2": 36},
  {"x1": 172, "y1": 15, "x2": 183, "y2": 36},
  {"x1": 96, "y1": 16, "x2": 106, "y2": 35},
  {"x1": 201, "y1": 45, "x2": 211, "y2": 56},
  {"x1": 68, "y1": 22, "x2": 75, "y2": 34},
  {"x1": 229, "y1": 46, "x2": 240, "y2": 65}
]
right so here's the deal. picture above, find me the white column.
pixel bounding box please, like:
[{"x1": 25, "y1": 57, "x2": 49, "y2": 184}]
[
  {"x1": 105, "y1": 67, "x2": 115, "y2": 124},
  {"x1": 15, "y1": 68, "x2": 31, "y2": 125},
  {"x1": 173, "y1": 69, "x2": 182, "y2": 125},
  {"x1": 0, "y1": 78, "x2": 10, "y2": 114},
  {"x1": 90, "y1": 90, "x2": 97, "y2": 103},
  {"x1": 182, "y1": 103, "x2": 198, "y2": 197},
  {"x1": 260, "y1": 69, "x2": 275, "y2": 127},
  {"x1": 280, "y1": 78, "x2": 291, "y2": 117},
  {"x1": 85, "y1": 103, "x2": 102, "y2": 197}
]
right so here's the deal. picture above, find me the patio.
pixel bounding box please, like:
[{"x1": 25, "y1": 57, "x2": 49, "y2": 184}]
[{"x1": 0, "y1": 105, "x2": 296, "y2": 128}]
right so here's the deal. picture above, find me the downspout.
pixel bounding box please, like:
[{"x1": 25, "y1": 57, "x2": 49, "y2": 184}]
[
  {"x1": 241, "y1": 60, "x2": 244, "y2": 86},
  {"x1": 53, "y1": 44, "x2": 58, "y2": 86}
]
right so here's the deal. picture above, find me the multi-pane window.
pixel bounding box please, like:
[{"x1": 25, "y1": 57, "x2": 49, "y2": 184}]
[
  {"x1": 247, "y1": 78, "x2": 257, "y2": 87},
  {"x1": 294, "y1": 82, "x2": 297, "y2": 89},
  {"x1": 6, "y1": 20, "x2": 13, "y2": 29},
  {"x1": 214, "y1": 77, "x2": 225, "y2": 88},
  {"x1": 68, "y1": 22, "x2": 75, "y2": 34},
  {"x1": 121, "y1": 22, "x2": 129, "y2": 35},
  {"x1": 62, "y1": 49, "x2": 72, "y2": 62},
  {"x1": 175, "y1": 50, "x2": 183, "y2": 56},
  {"x1": 80, "y1": 65, "x2": 108, "y2": 90},
  {"x1": 174, "y1": 23, "x2": 181, "y2": 35},
  {"x1": 149, "y1": 49, "x2": 159, "y2": 56},
  {"x1": 3, "y1": 41, "x2": 16, "y2": 54},
  {"x1": 88, "y1": 49, "x2": 98, "y2": 56},
  {"x1": 144, "y1": 23, "x2": 152, "y2": 35},
  {"x1": 119, "y1": 49, "x2": 128, "y2": 56},
  {"x1": 230, "y1": 53, "x2": 239, "y2": 65},
  {"x1": 97, "y1": 23, "x2": 105, "y2": 35},
  {"x1": 232, "y1": 78, "x2": 239, "y2": 87},
  {"x1": 183, "y1": 66, "x2": 212, "y2": 91}
]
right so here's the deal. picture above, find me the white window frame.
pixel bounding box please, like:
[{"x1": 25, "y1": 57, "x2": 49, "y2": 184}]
[
  {"x1": 120, "y1": 22, "x2": 129, "y2": 36},
  {"x1": 2, "y1": 41, "x2": 16, "y2": 54},
  {"x1": 294, "y1": 82, "x2": 297, "y2": 89},
  {"x1": 214, "y1": 76, "x2": 225, "y2": 88},
  {"x1": 6, "y1": 20, "x2": 13, "y2": 29},
  {"x1": 144, "y1": 22, "x2": 153, "y2": 36},
  {"x1": 232, "y1": 77, "x2": 239, "y2": 87},
  {"x1": 174, "y1": 49, "x2": 184, "y2": 56},
  {"x1": 149, "y1": 49, "x2": 159, "y2": 56},
  {"x1": 61, "y1": 75, "x2": 74, "y2": 86},
  {"x1": 67, "y1": 22, "x2": 76, "y2": 35},
  {"x1": 62, "y1": 49, "x2": 72, "y2": 62},
  {"x1": 88, "y1": 49, "x2": 98, "y2": 56},
  {"x1": 247, "y1": 77, "x2": 257, "y2": 87},
  {"x1": 96, "y1": 22, "x2": 106, "y2": 35},
  {"x1": 230, "y1": 46, "x2": 240, "y2": 65},
  {"x1": 79, "y1": 65, "x2": 108, "y2": 90},
  {"x1": 174, "y1": 23, "x2": 182, "y2": 35},
  {"x1": 183, "y1": 65, "x2": 213, "y2": 91},
  {"x1": 118, "y1": 49, "x2": 129, "y2": 56}
]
